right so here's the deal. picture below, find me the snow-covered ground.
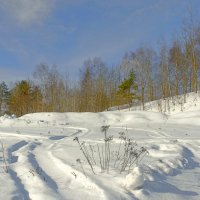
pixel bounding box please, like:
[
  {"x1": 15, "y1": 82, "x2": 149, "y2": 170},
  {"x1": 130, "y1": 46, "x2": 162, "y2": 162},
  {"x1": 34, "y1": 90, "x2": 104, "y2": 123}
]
[{"x1": 0, "y1": 93, "x2": 200, "y2": 200}]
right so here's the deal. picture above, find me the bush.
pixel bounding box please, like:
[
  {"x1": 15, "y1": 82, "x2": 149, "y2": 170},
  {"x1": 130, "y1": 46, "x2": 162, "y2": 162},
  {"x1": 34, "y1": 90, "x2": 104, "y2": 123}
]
[{"x1": 73, "y1": 126, "x2": 148, "y2": 175}]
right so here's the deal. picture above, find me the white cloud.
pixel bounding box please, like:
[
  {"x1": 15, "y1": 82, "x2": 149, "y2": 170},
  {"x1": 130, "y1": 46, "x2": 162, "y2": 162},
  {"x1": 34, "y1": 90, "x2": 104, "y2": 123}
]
[{"x1": 0, "y1": 0, "x2": 55, "y2": 24}]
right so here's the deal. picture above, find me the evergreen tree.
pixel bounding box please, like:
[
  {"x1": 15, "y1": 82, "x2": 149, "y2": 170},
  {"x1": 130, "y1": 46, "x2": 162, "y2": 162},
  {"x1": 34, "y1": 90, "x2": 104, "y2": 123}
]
[
  {"x1": 117, "y1": 69, "x2": 138, "y2": 105},
  {"x1": 0, "y1": 82, "x2": 10, "y2": 115},
  {"x1": 9, "y1": 80, "x2": 43, "y2": 116}
]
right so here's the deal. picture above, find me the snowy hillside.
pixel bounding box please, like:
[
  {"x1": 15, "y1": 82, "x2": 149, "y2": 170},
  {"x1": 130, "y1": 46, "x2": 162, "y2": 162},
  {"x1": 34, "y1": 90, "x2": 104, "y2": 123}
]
[
  {"x1": 0, "y1": 93, "x2": 200, "y2": 200},
  {"x1": 110, "y1": 91, "x2": 200, "y2": 114}
]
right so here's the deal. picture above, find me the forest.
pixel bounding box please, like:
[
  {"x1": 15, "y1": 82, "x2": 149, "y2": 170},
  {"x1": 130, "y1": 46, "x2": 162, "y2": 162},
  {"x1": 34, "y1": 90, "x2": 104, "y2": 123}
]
[{"x1": 1, "y1": 18, "x2": 200, "y2": 116}]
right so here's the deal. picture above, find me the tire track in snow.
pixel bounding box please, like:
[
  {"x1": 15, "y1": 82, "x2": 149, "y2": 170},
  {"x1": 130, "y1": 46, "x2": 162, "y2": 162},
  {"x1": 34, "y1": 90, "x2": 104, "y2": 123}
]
[
  {"x1": 0, "y1": 125, "x2": 87, "y2": 200},
  {"x1": 0, "y1": 131, "x2": 47, "y2": 140},
  {"x1": 7, "y1": 127, "x2": 92, "y2": 200},
  {"x1": 66, "y1": 126, "x2": 90, "y2": 138},
  {"x1": 8, "y1": 141, "x2": 63, "y2": 200},
  {"x1": 9, "y1": 168, "x2": 31, "y2": 200},
  {"x1": 41, "y1": 133, "x2": 106, "y2": 200},
  {"x1": 7, "y1": 140, "x2": 31, "y2": 200},
  {"x1": 47, "y1": 150, "x2": 106, "y2": 200},
  {"x1": 8, "y1": 140, "x2": 28, "y2": 164},
  {"x1": 27, "y1": 152, "x2": 65, "y2": 200},
  {"x1": 110, "y1": 126, "x2": 172, "y2": 139}
]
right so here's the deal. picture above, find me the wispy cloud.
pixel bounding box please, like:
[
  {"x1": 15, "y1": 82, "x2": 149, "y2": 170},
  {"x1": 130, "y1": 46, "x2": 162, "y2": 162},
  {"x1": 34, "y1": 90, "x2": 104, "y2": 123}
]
[{"x1": 0, "y1": 0, "x2": 55, "y2": 25}]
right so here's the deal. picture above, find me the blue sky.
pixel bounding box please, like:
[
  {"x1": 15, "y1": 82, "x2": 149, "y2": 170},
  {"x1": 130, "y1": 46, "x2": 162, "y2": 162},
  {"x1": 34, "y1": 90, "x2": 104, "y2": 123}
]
[{"x1": 0, "y1": 0, "x2": 200, "y2": 83}]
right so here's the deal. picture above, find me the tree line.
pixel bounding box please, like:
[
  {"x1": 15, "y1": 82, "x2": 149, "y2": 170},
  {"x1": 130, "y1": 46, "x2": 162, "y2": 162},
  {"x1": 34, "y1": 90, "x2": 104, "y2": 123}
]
[{"x1": 1, "y1": 18, "x2": 200, "y2": 116}]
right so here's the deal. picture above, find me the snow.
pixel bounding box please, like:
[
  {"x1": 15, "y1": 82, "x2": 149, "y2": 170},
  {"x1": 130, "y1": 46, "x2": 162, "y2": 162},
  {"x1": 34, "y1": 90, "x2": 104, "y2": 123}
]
[
  {"x1": 0, "y1": 92, "x2": 200, "y2": 199},
  {"x1": 123, "y1": 167, "x2": 144, "y2": 190}
]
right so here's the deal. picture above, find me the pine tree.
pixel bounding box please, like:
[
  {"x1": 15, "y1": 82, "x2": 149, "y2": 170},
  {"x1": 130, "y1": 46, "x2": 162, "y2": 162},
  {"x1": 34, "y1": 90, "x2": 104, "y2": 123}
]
[
  {"x1": 9, "y1": 80, "x2": 43, "y2": 116},
  {"x1": 0, "y1": 82, "x2": 10, "y2": 115},
  {"x1": 117, "y1": 69, "x2": 138, "y2": 106}
]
